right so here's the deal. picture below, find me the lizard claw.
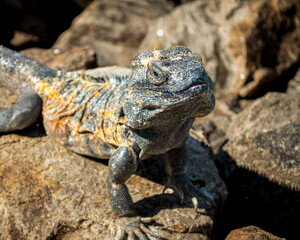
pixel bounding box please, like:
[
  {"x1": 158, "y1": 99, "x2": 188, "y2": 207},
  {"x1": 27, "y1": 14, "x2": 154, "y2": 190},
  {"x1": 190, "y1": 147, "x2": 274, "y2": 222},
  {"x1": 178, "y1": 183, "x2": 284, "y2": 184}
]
[
  {"x1": 162, "y1": 182, "x2": 171, "y2": 194},
  {"x1": 163, "y1": 181, "x2": 185, "y2": 204},
  {"x1": 116, "y1": 216, "x2": 165, "y2": 240},
  {"x1": 163, "y1": 174, "x2": 216, "y2": 209}
]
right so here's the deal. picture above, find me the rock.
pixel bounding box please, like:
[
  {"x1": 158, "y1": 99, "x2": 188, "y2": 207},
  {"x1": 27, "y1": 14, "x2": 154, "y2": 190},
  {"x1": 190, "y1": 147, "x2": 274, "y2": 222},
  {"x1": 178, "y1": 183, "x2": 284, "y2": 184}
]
[
  {"x1": 191, "y1": 116, "x2": 229, "y2": 156},
  {"x1": 218, "y1": 92, "x2": 300, "y2": 189},
  {"x1": 225, "y1": 226, "x2": 285, "y2": 240},
  {"x1": 9, "y1": 14, "x2": 47, "y2": 48},
  {"x1": 139, "y1": 0, "x2": 300, "y2": 97},
  {"x1": 0, "y1": 133, "x2": 226, "y2": 240},
  {"x1": 83, "y1": 66, "x2": 132, "y2": 78},
  {"x1": 286, "y1": 67, "x2": 300, "y2": 94},
  {"x1": 0, "y1": 67, "x2": 227, "y2": 240},
  {"x1": 0, "y1": 85, "x2": 17, "y2": 108},
  {"x1": 190, "y1": 92, "x2": 241, "y2": 155},
  {"x1": 21, "y1": 46, "x2": 97, "y2": 71},
  {"x1": 72, "y1": 0, "x2": 95, "y2": 9},
  {"x1": 214, "y1": 92, "x2": 300, "y2": 240},
  {"x1": 0, "y1": 0, "x2": 83, "y2": 49},
  {"x1": 53, "y1": 0, "x2": 174, "y2": 67}
]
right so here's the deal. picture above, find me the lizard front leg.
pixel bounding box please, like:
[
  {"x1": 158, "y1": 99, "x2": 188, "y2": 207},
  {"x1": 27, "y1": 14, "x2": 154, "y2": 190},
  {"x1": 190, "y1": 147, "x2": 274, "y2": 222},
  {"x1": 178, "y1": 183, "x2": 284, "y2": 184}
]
[
  {"x1": 164, "y1": 144, "x2": 215, "y2": 209},
  {"x1": 107, "y1": 142, "x2": 162, "y2": 240}
]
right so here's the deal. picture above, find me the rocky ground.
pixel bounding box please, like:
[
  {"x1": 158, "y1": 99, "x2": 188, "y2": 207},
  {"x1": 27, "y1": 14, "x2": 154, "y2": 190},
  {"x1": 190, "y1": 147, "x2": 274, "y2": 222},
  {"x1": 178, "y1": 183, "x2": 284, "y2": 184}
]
[{"x1": 0, "y1": 0, "x2": 299, "y2": 239}]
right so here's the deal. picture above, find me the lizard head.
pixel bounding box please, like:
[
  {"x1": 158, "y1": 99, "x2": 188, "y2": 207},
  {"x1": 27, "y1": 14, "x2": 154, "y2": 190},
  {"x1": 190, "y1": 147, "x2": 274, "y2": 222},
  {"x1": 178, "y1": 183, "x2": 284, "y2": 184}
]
[{"x1": 124, "y1": 47, "x2": 215, "y2": 129}]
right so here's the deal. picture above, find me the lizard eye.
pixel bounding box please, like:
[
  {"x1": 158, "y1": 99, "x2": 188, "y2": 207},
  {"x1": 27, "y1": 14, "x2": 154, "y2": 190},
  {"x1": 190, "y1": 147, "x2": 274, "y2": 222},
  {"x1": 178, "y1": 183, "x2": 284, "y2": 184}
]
[{"x1": 147, "y1": 61, "x2": 166, "y2": 85}]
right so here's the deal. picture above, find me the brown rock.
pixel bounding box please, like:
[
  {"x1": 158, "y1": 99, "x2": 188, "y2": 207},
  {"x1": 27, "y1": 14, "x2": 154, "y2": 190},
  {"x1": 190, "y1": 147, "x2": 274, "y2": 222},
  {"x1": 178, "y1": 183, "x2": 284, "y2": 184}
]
[
  {"x1": 20, "y1": 46, "x2": 97, "y2": 71},
  {"x1": 9, "y1": 14, "x2": 48, "y2": 47},
  {"x1": 72, "y1": 0, "x2": 95, "y2": 9},
  {"x1": 0, "y1": 133, "x2": 226, "y2": 240},
  {"x1": 213, "y1": 92, "x2": 299, "y2": 240},
  {"x1": 225, "y1": 226, "x2": 285, "y2": 240},
  {"x1": 139, "y1": 0, "x2": 300, "y2": 97},
  {"x1": 0, "y1": 0, "x2": 83, "y2": 49},
  {"x1": 0, "y1": 85, "x2": 17, "y2": 108},
  {"x1": 0, "y1": 67, "x2": 227, "y2": 240},
  {"x1": 287, "y1": 67, "x2": 300, "y2": 94},
  {"x1": 218, "y1": 92, "x2": 300, "y2": 189},
  {"x1": 53, "y1": 0, "x2": 174, "y2": 67}
]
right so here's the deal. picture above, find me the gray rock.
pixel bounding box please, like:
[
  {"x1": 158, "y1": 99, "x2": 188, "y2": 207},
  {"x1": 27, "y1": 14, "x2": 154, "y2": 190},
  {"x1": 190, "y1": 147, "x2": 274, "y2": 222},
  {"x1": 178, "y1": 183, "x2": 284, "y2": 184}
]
[
  {"x1": 0, "y1": 67, "x2": 227, "y2": 240},
  {"x1": 191, "y1": 92, "x2": 240, "y2": 155},
  {"x1": 191, "y1": 117, "x2": 229, "y2": 156},
  {"x1": 139, "y1": 0, "x2": 300, "y2": 97},
  {"x1": 217, "y1": 92, "x2": 300, "y2": 190},
  {"x1": 53, "y1": 0, "x2": 174, "y2": 67}
]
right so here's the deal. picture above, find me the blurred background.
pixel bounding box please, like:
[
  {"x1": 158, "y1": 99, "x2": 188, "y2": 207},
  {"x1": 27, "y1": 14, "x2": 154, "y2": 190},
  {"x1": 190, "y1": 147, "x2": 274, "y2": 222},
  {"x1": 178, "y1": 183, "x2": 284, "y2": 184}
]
[{"x1": 0, "y1": 0, "x2": 299, "y2": 239}]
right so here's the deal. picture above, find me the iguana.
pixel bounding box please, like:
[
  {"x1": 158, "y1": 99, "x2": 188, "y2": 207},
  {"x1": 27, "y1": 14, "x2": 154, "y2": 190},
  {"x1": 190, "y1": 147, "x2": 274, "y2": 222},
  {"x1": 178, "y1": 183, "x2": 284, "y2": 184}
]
[{"x1": 0, "y1": 45, "x2": 215, "y2": 239}]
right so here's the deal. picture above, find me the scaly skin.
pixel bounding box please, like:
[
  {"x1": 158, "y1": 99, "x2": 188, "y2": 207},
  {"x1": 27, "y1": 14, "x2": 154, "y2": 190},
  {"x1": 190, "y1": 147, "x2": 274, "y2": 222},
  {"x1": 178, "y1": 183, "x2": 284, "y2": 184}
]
[{"x1": 0, "y1": 45, "x2": 215, "y2": 239}]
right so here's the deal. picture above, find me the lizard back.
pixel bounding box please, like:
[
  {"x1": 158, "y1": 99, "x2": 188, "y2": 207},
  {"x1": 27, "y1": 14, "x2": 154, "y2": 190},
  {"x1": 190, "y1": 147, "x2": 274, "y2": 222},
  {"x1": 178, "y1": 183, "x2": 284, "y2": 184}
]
[{"x1": 33, "y1": 73, "x2": 130, "y2": 159}]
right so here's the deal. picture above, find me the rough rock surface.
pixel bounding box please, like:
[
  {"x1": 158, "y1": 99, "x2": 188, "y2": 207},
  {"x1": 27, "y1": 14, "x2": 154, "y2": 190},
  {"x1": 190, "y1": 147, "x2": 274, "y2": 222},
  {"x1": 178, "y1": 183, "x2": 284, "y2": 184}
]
[
  {"x1": 214, "y1": 92, "x2": 300, "y2": 240},
  {"x1": 53, "y1": 0, "x2": 174, "y2": 67},
  {"x1": 225, "y1": 226, "x2": 285, "y2": 240},
  {"x1": 218, "y1": 92, "x2": 300, "y2": 189},
  {"x1": 287, "y1": 67, "x2": 300, "y2": 94},
  {"x1": 191, "y1": 92, "x2": 240, "y2": 155},
  {"x1": 0, "y1": 67, "x2": 227, "y2": 240},
  {"x1": 139, "y1": 0, "x2": 300, "y2": 97},
  {"x1": 21, "y1": 46, "x2": 97, "y2": 71}
]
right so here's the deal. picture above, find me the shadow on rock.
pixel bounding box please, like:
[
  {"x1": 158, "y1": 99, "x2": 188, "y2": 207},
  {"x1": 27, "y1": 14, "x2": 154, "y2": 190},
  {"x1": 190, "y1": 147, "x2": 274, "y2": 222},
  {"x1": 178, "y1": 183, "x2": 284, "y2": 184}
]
[{"x1": 213, "y1": 148, "x2": 300, "y2": 240}]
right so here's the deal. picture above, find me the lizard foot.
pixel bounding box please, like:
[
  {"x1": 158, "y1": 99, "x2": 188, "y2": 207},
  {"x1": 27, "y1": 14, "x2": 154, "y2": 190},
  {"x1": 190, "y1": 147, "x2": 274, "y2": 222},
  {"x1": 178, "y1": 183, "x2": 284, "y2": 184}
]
[
  {"x1": 163, "y1": 174, "x2": 216, "y2": 210},
  {"x1": 116, "y1": 216, "x2": 165, "y2": 240}
]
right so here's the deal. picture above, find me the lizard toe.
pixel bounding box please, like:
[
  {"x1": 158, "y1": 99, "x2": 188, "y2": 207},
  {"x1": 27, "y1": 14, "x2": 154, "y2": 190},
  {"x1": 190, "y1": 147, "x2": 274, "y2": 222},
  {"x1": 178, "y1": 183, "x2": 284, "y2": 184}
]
[{"x1": 117, "y1": 216, "x2": 165, "y2": 240}]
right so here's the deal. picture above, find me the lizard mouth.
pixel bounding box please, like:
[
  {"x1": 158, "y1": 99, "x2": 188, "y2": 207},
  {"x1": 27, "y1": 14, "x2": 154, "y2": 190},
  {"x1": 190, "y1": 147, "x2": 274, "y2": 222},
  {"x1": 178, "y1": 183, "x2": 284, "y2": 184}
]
[
  {"x1": 178, "y1": 82, "x2": 208, "y2": 93},
  {"x1": 175, "y1": 75, "x2": 209, "y2": 96},
  {"x1": 145, "y1": 80, "x2": 210, "y2": 99}
]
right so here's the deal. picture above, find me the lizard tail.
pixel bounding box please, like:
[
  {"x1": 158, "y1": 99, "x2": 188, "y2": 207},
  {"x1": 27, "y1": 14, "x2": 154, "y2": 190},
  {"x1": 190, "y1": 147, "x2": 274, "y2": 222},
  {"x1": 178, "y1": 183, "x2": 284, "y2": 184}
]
[{"x1": 0, "y1": 45, "x2": 58, "y2": 93}]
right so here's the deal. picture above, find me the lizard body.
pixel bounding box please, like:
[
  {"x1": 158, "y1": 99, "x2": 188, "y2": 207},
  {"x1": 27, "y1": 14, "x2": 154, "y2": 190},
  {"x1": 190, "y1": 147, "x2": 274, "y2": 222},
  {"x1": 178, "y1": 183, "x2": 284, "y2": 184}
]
[
  {"x1": 0, "y1": 45, "x2": 215, "y2": 239},
  {"x1": 34, "y1": 73, "x2": 128, "y2": 159}
]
